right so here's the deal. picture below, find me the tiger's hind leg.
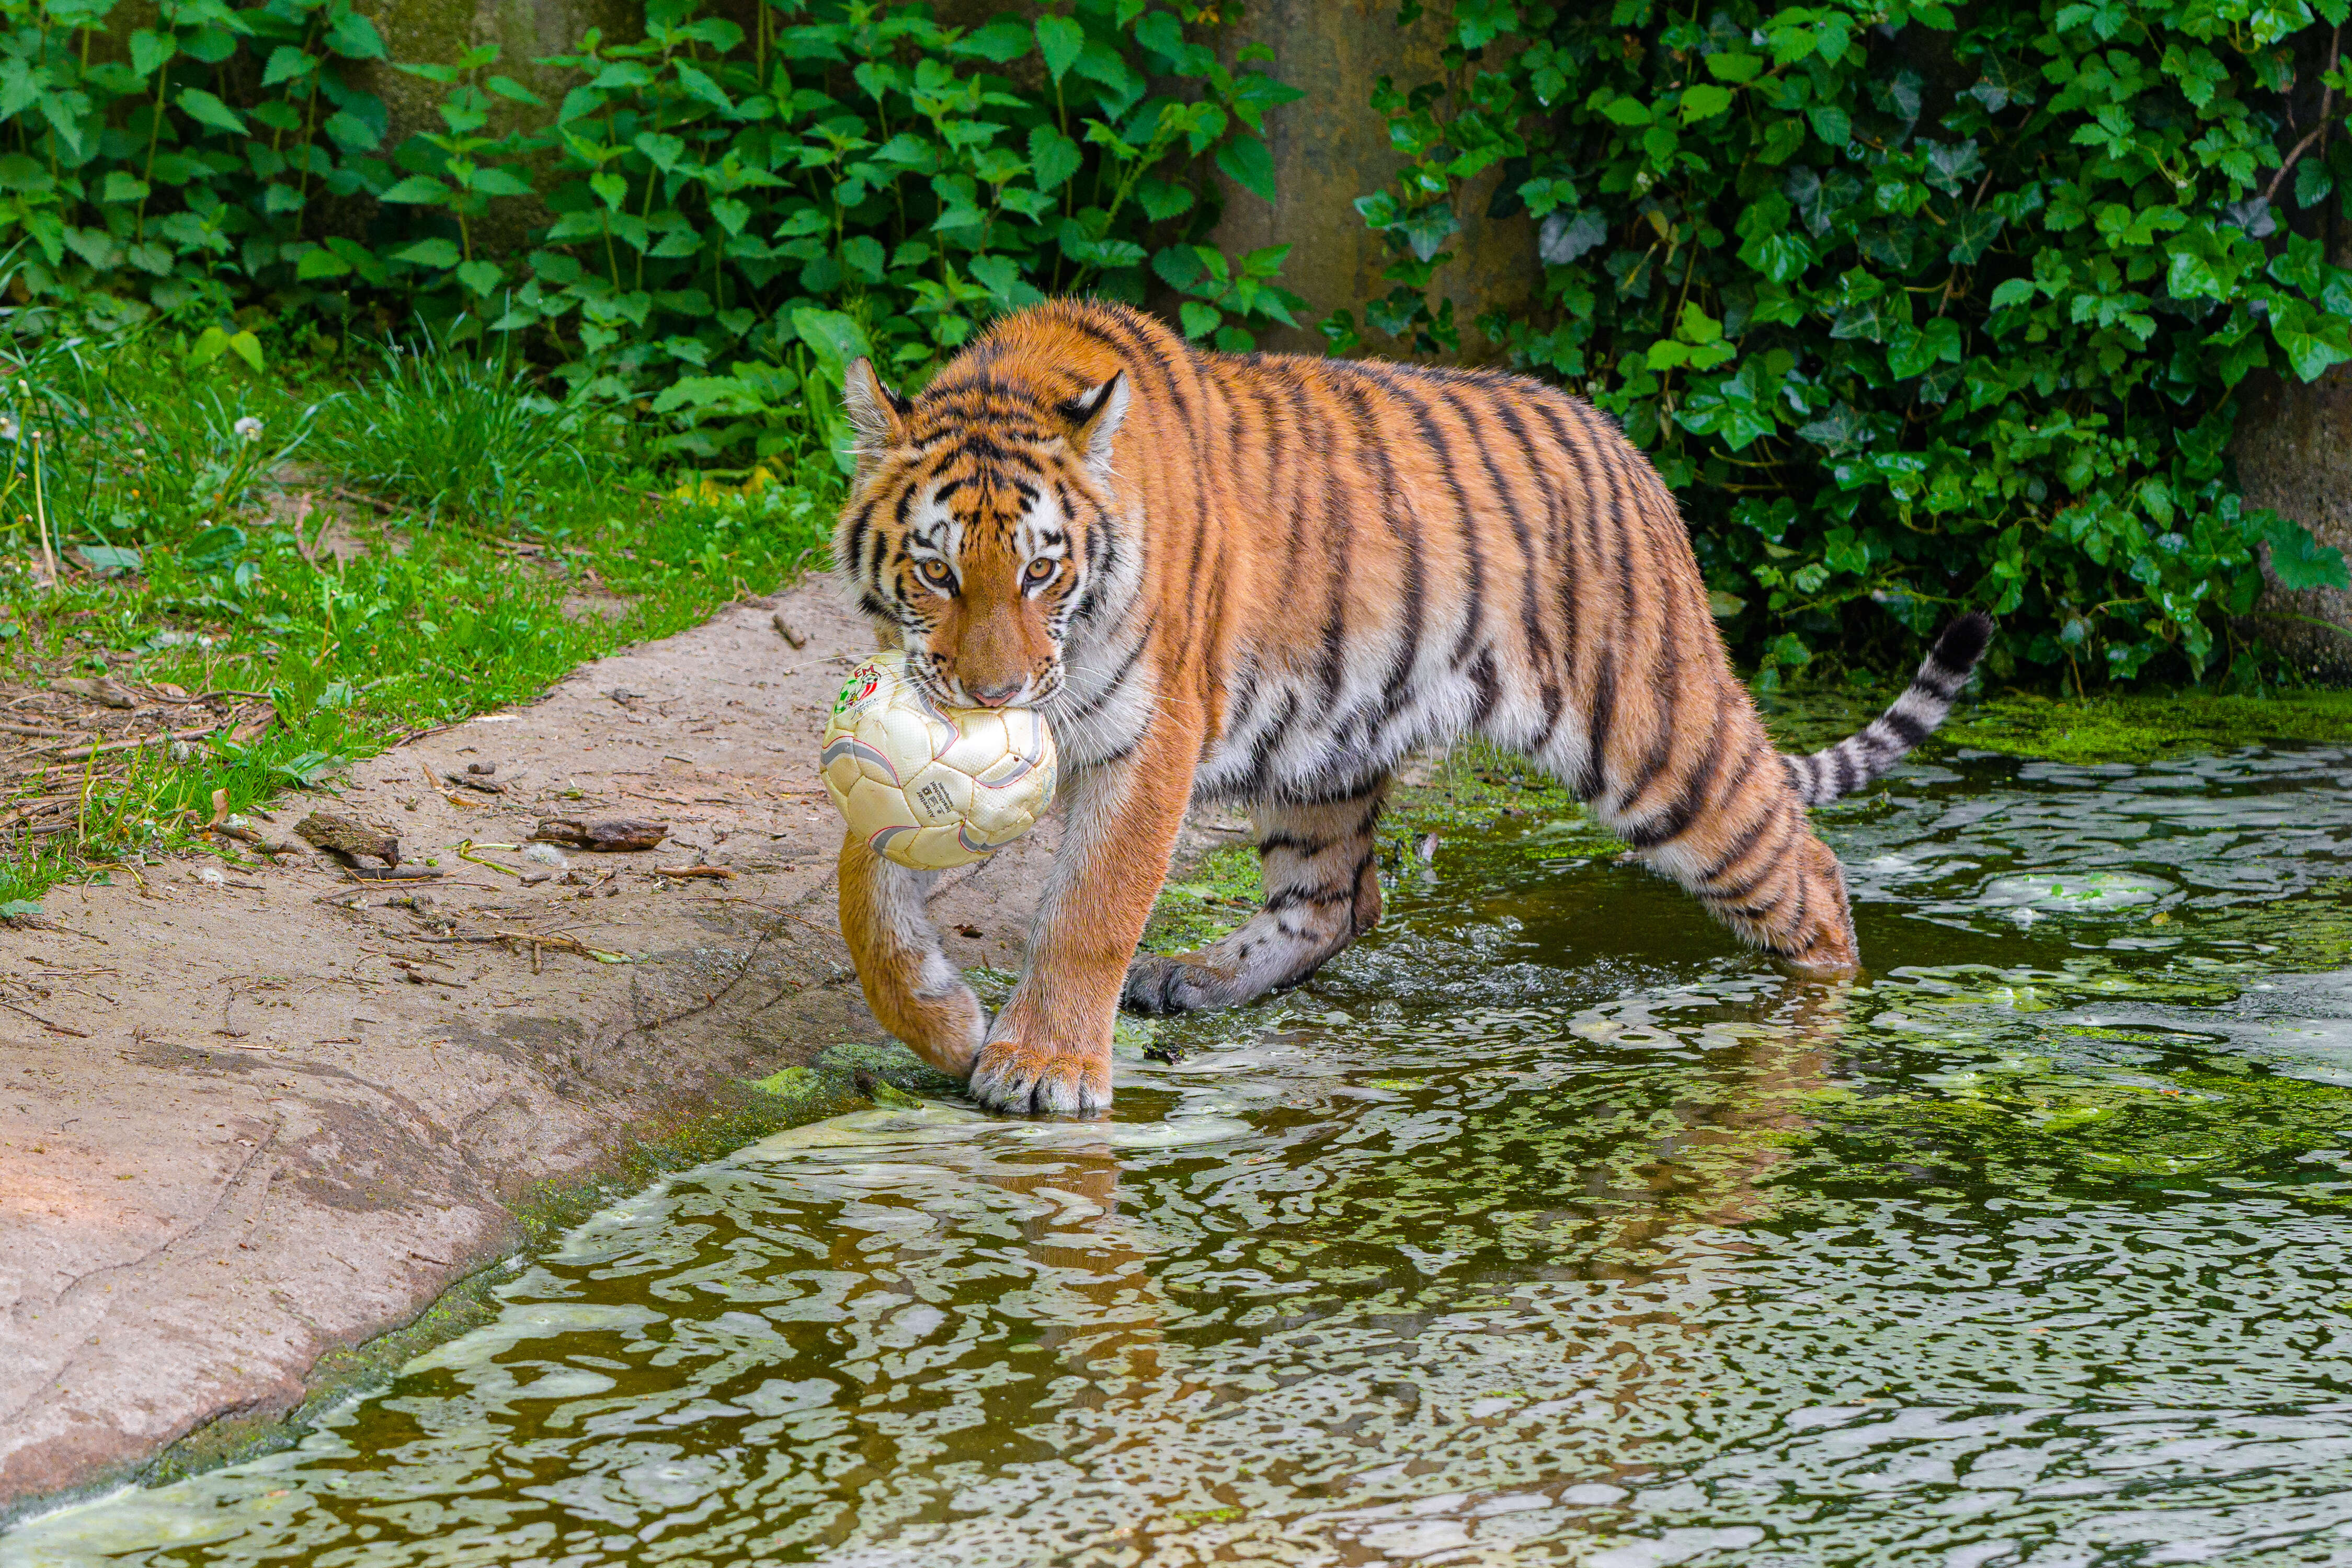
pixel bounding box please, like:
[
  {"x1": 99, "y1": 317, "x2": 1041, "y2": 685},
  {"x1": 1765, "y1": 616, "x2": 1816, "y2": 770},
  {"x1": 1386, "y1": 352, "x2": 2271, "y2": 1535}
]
[
  {"x1": 1533, "y1": 685, "x2": 1860, "y2": 976},
  {"x1": 1122, "y1": 781, "x2": 1388, "y2": 1016}
]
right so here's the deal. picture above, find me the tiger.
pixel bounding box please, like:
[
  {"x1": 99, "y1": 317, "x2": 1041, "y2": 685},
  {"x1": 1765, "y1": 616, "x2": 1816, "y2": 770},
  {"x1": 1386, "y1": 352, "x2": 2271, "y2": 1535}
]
[{"x1": 831, "y1": 298, "x2": 1991, "y2": 1116}]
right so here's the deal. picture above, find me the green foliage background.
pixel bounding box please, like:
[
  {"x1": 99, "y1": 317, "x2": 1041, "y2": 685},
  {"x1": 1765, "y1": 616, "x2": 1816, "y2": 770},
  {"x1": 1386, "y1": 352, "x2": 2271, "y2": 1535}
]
[
  {"x1": 1345, "y1": 0, "x2": 2352, "y2": 687},
  {"x1": 6, "y1": 0, "x2": 2352, "y2": 686},
  {"x1": 1, "y1": 0, "x2": 1302, "y2": 469}
]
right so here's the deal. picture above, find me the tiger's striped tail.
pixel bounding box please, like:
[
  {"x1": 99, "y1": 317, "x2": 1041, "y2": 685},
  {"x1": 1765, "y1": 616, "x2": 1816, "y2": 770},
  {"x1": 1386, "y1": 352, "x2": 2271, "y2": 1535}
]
[{"x1": 1780, "y1": 612, "x2": 1994, "y2": 807}]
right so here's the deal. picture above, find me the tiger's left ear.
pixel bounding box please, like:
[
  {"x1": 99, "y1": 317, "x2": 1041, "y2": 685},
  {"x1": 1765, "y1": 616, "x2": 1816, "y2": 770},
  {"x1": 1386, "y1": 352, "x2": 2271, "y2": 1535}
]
[
  {"x1": 842, "y1": 358, "x2": 910, "y2": 472},
  {"x1": 1060, "y1": 372, "x2": 1128, "y2": 480}
]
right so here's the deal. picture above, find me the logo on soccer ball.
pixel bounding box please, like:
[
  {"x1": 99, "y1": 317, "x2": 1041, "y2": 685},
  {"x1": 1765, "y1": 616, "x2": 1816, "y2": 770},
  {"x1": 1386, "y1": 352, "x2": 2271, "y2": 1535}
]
[{"x1": 819, "y1": 650, "x2": 1058, "y2": 871}]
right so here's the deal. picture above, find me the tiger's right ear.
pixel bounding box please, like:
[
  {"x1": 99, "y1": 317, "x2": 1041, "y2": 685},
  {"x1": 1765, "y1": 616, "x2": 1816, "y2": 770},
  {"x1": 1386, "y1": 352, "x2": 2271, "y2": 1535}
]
[{"x1": 842, "y1": 359, "x2": 909, "y2": 466}]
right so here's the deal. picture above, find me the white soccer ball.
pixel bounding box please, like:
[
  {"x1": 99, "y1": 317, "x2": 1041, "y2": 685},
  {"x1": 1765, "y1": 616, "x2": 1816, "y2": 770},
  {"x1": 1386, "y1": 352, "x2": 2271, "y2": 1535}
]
[{"x1": 820, "y1": 649, "x2": 1058, "y2": 871}]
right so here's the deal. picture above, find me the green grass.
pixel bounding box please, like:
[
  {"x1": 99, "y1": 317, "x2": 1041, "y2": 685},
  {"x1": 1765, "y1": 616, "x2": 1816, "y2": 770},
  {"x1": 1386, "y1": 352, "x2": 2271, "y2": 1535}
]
[
  {"x1": 0, "y1": 321, "x2": 834, "y2": 910},
  {"x1": 317, "y1": 336, "x2": 604, "y2": 527}
]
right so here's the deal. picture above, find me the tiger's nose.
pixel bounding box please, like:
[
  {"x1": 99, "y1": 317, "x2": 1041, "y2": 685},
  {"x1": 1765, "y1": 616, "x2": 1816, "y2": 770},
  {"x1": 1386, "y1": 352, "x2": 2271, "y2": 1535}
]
[{"x1": 965, "y1": 678, "x2": 1024, "y2": 708}]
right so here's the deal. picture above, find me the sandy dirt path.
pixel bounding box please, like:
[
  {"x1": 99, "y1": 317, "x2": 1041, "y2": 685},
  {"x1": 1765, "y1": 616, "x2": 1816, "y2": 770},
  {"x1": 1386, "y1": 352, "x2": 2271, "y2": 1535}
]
[{"x1": 0, "y1": 578, "x2": 1069, "y2": 1513}]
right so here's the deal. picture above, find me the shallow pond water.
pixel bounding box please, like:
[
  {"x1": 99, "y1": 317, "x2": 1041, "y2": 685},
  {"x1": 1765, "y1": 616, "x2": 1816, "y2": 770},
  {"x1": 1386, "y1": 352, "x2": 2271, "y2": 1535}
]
[{"x1": 9, "y1": 742, "x2": 2352, "y2": 1566}]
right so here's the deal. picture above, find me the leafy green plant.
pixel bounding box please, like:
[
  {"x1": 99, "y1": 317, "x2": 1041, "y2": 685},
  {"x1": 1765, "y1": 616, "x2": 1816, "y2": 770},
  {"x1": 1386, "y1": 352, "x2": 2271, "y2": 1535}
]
[
  {"x1": 494, "y1": 0, "x2": 1301, "y2": 446},
  {"x1": 1347, "y1": 0, "x2": 2352, "y2": 688},
  {"x1": 1, "y1": 0, "x2": 397, "y2": 320},
  {"x1": 1, "y1": 0, "x2": 1304, "y2": 461}
]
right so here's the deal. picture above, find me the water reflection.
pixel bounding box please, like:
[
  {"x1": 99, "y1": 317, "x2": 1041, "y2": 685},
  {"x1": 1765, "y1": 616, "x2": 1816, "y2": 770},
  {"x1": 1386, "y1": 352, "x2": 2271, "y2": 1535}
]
[{"x1": 6, "y1": 743, "x2": 2352, "y2": 1566}]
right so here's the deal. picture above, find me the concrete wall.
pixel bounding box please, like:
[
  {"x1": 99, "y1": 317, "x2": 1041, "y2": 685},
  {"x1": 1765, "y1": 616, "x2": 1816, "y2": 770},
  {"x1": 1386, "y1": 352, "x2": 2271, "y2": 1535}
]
[
  {"x1": 1200, "y1": 0, "x2": 1534, "y2": 361},
  {"x1": 2232, "y1": 21, "x2": 2352, "y2": 681},
  {"x1": 2237, "y1": 362, "x2": 2352, "y2": 682},
  {"x1": 346, "y1": 0, "x2": 643, "y2": 255}
]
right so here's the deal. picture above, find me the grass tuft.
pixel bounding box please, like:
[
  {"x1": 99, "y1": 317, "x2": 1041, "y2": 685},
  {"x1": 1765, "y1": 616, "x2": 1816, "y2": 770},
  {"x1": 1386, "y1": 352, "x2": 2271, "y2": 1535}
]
[{"x1": 319, "y1": 335, "x2": 602, "y2": 526}]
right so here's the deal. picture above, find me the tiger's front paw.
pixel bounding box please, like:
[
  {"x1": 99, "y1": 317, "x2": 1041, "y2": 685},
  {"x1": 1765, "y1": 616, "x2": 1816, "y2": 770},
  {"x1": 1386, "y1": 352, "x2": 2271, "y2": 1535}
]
[{"x1": 968, "y1": 1037, "x2": 1112, "y2": 1116}]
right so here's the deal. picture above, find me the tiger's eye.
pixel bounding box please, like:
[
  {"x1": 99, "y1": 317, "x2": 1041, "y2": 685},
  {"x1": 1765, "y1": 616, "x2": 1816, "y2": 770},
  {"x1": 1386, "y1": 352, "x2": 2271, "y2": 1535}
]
[
  {"x1": 1024, "y1": 558, "x2": 1057, "y2": 586},
  {"x1": 917, "y1": 559, "x2": 955, "y2": 591}
]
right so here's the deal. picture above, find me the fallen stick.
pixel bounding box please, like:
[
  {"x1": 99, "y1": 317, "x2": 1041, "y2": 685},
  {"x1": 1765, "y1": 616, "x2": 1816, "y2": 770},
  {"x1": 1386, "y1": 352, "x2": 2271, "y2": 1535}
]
[
  {"x1": 0, "y1": 1000, "x2": 89, "y2": 1037},
  {"x1": 141, "y1": 689, "x2": 272, "y2": 707},
  {"x1": 418, "y1": 761, "x2": 477, "y2": 810},
  {"x1": 654, "y1": 864, "x2": 734, "y2": 879}
]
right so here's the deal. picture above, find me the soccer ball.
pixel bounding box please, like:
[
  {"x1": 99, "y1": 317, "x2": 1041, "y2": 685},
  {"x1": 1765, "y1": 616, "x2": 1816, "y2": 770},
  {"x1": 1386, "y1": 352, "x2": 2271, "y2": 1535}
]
[{"x1": 820, "y1": 649, "x2": 1058, "y2": 871}]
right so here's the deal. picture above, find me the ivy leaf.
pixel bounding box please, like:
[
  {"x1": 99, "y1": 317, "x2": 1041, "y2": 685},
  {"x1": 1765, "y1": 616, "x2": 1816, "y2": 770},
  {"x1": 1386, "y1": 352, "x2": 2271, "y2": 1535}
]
[
  {"x1": 1677, "y1": 381, "x2": 1778, "y2": 449},
  {"x1": 1946, "y1": 208, "x2": 2005, "y2": 265},
  {"x1": 1830, "y1": 295, "x2": 1900, "y2": 342},
  {"x1": 1396, "y1": 202, "x2": 1460, "y2": 262},
  {"x1": 2267, "y1": 233, "x2": 2330, "y2": 294},
  {"x1": 1797, "y1": 403, "x2": 1871, "y2": 454},
  {"x1": 1888, "y1": 317, "x2": 1963, "y2": 379},
  {"x1": 1453, "y1": 0, "x2": 1519, "y2": 49},
  {"x1": 2257, "y1": 511, "x2": 2352, "y2": 590},
  {"x1": 1152, "y1": 244, "x2": 1207, "y2": 291},
  {"x1": 1741, "y1": 231, "x2": 1814, "y2": 284},
  {"x1": 2268, "y1": 296, "x2": 2352, "y2": 381},
  {"x1": 1807, "y1": 105, "x2": 1849, "y2": 147},
  {"x1": 1923, "y1": 140, "x2": 1984, "y2": 197},
  {"x1": 1538, "y1": 208, "x2": 1607, "y2": 265},
  {"x1": 1035, "y1": 14, "x2": 1086, "y2": 83},
  {"x1": 1989, "y1": 277, "x2": 2036, "y2": 309}
]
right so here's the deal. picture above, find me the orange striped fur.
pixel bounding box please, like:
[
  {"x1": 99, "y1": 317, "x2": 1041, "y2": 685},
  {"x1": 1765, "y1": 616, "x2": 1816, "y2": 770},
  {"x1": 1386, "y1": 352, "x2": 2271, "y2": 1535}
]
[{"x1": 833, "y1": 300, "x2": 1989, "y2": 1114}]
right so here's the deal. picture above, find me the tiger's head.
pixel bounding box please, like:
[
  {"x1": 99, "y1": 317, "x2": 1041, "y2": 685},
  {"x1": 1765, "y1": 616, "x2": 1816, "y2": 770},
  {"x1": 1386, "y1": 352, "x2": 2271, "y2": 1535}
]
[{"x1": 833, "y1": 356, "x2": 1129, "y2": 712}]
